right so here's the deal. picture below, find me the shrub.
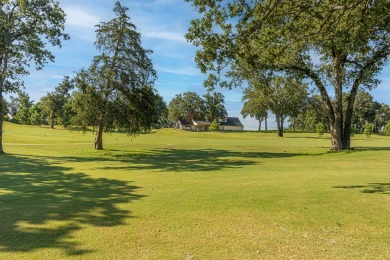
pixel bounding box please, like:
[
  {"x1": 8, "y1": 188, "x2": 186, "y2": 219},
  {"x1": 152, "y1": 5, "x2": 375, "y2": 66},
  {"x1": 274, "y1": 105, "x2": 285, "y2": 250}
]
[
  {"x1": 209, "y1": 120, "x2": 219, "y2": 132},
  {"x1": 363, "y1": 123, "x2": 374, "y2": 138},
  {"x1": 316, "y1": 122, "x2": 326, "y2": 137}
]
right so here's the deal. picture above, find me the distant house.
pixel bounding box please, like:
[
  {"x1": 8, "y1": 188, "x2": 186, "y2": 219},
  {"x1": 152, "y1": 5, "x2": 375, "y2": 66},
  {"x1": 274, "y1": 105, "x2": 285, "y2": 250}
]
[
  {"x1": 175, "y1": 119, "x2": 191, "y2": 130},
  {"x1": 192, "y1": 120, "x2": 211, "y2": 132},
  {"x1": 218, "y1": 117, "x2": 244, "y2": 131},
  {"x1": 175, "y1": 117, "x2": 244, "y2": 131}
]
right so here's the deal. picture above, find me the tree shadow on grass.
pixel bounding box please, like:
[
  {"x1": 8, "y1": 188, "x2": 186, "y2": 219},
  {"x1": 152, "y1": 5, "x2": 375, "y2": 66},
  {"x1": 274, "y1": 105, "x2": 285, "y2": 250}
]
[
  {"x1": 58, "y1": 149, "x2": 303, "y2": 173},
  {"x1": 0, "y1": 154, "x2": 143, "y2": 255},
  {"x1": 334, "y1": 183, "x2": 390, "y2": 194}
]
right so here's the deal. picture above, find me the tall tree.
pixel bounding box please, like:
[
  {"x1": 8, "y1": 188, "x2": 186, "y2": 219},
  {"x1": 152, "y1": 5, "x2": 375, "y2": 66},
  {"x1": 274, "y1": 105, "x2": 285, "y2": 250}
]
[
  {"x1": 350, "y1": 91, "x2": 376, "y2": 133},
  {"x1": 241, "y1": 87, "x2": 268, "y2": 132},
  {"x1": 72, "y1": 2, "x2": 157, "y2": 150},
  {"x1": 151, "y1": 93, "x2": 169, "y2": 129},
  {"x1": 168, "y1": 91, "x2": 206, "y2": 123},
  {"x1": 204, "y1": 91, "x2": 227, "y2": 121},
  {"x1": 374, "y1": 103, "x2": 390, "y2": 133},
  {"x1": 29, "y1": 102, "x2": 44, "y2": 126},
  {"x1": 186, "y1": 0, "x2": 390, "y2": 150},
  {"x1": 294, "y1": 95, "x2": 328, "y2": 132},
  {"x1": 41, "y1": 76, "x2": 74, "y2": 128},
  {"x1": 13, "y1": 90, "x2": 33, "y2": 124},
  {"x1": 0, "y1": 0, "x2": 69, "y2": 153},
  {"x1": 254, "y1": 76, "x2": 307, "y2": 137}
]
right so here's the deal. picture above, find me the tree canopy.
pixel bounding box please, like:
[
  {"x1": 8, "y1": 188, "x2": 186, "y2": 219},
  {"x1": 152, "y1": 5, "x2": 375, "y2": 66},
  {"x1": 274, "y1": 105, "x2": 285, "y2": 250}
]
[
  {"x1": 186, "y1": 0, "x2": 390, "y2": 150},
  {"x1": 168, "y1": 92, "x2": 206, "y2": 123},
  {"x1": 72, "y1": 1, "x2": 157, "y2": 150}
]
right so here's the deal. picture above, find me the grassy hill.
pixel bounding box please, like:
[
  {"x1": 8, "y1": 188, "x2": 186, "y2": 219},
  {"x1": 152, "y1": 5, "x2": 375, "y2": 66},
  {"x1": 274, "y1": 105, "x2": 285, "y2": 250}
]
[{"x1": 1, "y1": 122, "x2": 389, "y2": 259}]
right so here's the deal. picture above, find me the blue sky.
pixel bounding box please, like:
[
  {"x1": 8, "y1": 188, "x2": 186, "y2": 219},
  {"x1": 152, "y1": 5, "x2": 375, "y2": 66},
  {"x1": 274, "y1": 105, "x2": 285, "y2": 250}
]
[{"x1": 18, "y1": 0, "x2": 390, "y2": 130}]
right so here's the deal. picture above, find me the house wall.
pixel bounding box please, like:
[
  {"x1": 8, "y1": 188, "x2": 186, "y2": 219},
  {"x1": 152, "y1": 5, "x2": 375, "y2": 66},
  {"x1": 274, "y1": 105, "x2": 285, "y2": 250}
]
[
  {"x1": 219, "y1": 125, "x2": 243, "y2": 131},
  {"x1": 180, "y1": 125, "x2": 191, "y2": 130}
]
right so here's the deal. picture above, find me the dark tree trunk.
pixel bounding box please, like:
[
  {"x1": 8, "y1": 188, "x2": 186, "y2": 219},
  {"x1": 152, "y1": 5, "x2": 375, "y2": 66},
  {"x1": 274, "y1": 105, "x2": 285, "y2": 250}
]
[
  {"x1": 50, "y1": 113, "x2": 55, "y2": 129},
  {"x1": 94, "y1": 121, "x2": 104, "y2": 150},
  {"x1": 330, "y1": 51, "x2": 344, "y2": 151},
  {"x1": 276, "y1": 114, "x2": 284, "y2": 137},
  {"x1": 265, "y1": 116, "x2": 268, "y2": 132},
  {"x1": 258, "y1": 118, "x2": 263, "y2": 131},
  {"x1": 343, "y1": 73, "x2": 360, "y2": 150}
]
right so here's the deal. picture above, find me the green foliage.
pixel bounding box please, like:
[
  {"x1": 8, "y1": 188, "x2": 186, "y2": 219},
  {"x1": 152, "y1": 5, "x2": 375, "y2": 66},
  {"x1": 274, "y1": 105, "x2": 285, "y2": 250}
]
[
  {"x1": 186, "y1": 0, "x2": 390, "y2": 150},
  {"x1": 209, "y1": 120, "x2": 219, "y2": 132},
  {"x1": 294, "y1": 95, "x2": 328, "y2": 132},
  {"x1": 29, "y1": 102, "x2": 44, "y2": 126},
  {"x1": 71, "y1": 1, "x2": 157, "y2": 149},
  {"x1": 363, "y1": 123, "x2": 374, "y2": 138},
  {"x1": 350, "y1": 126, "x2": 357, "y2": 137},
  {"x1": 316, "y1": 122, "x2": 326, "y2": 137},
  {"x1": 383, "y1": 121, "x2": 390, "y2": 136},
  {"x1": 241, "y1": 85, "x2": 268, "y2": 131},
  {"x1": 151, "y1": 94, "x2": 169, "y2": 129},
  {"x1": 40, "y1": 76, "x2": 74, "y2": 128},
  {"x1": 245, "y1": 75, "x2": 307, "y2": 137},
  {"x1": 12, "y1": 91, "x2": 33, "y2": 125},
  {"x1": 204, "y1": 91, "x2": 227, "y2": 122},
  {"x1": 168, "y1": 92, "x2": 206, "y2": 122}
]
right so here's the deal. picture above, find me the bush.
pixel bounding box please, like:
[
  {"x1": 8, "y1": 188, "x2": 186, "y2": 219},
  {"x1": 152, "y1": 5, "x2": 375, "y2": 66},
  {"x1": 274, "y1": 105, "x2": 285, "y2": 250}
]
[
  {"x1": 350, "y1": 126, "x2": 357, "y2": 137},
  {"x1": 316, "y1": 122, "x2": 326, "y2": 137},
  {"x1": 209, "y1": 120, "x2": 219, "y2": 132},
  {"x1": 383, "y1": 121, "x2": 390, "y2": 136},
  {"x1": 363, "y1": 123, "x2": 374, "y2": 138}
]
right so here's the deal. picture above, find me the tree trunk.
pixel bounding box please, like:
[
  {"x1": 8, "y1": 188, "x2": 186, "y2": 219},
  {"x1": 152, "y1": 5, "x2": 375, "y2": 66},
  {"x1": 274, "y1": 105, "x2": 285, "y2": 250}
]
[
  {"x1": 276, "y1": 114, "x2": 283, "y2": 137},
  {"x1": 258, "y1": 118, "x2": 263, "y2": 131},
  {"x1": 265, "y1": 116, "x2": 268, "y2": 132},
  {"x1": 330, "y1": 50, "x2": 344, "y2": 151},
  {"x1": 292, "y1": 116, "x2": 296, "y2": 132},
  {"x1": 50, "y1": 113, "x2": 55, "y2": 129},
  {"x1": 94, "y1": 121, "x2": 104, "y2": 150}
]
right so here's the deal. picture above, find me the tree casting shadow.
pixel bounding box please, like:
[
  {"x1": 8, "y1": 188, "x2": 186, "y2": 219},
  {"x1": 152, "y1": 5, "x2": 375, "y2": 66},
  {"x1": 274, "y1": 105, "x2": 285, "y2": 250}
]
[
  {"x1": 55, "y1": 148, "x2": 303, "y2": 173},
  {"x1": 334, "y1": 183, "x2": 390, "y2": 194},
  {"x1": 0, "y1": 154, "x2": 143, "y2": 255}
]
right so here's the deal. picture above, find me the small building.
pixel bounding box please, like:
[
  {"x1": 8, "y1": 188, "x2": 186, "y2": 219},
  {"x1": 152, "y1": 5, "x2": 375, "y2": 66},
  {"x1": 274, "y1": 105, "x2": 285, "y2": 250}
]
[
  {"x1": 175, "y1": 119, "x2": 191, "y2": 130},
  {"x1": 218, "y1": 117, "x2": 244, "y2": 131},
  {"x1": 192, "y1": 120, "x2": 211, "y2": 132}
]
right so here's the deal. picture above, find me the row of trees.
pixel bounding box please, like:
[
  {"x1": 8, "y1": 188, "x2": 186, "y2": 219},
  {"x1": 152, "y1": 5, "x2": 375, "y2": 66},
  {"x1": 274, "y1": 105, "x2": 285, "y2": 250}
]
[
  {"x1": 0, "y1": 1, "x2": 167, "y2": 153},
  {"x1": 241, "y1": 78, "x2": 390, "y2": 137},
  {"x1": 291, "y1": 91, "x2": 390, "y2": 135},
  {"x1": 241, "y1": 75, "x2": 307, "y2": 137},
  {"x1": 168, "y1": 91, "x2": 227, "y2": 123}
]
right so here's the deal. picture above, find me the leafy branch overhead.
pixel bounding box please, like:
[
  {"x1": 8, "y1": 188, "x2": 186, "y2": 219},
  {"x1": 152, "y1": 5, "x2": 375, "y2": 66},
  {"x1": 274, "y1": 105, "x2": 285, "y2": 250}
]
[{"x1": 186, "y1": 0, "x2": 390, "y2": 150}]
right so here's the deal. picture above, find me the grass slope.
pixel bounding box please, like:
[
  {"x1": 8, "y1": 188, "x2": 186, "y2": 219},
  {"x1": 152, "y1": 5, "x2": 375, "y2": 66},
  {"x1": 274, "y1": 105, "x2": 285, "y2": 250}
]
[{"x1": 1, "y1": 122, "x2": 389, "y2": 259}]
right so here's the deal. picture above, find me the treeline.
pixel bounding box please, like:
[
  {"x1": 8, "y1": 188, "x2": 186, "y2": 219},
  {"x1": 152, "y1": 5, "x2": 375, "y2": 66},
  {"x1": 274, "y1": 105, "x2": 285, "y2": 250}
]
[
  {"x1": 168, "y1": 91, "x2": 227, "y2": 123},
  {"x1": 242, "y1": 83, "x2": 390, "y2": 136},
  {"x1": 290, "y1": 91, "x2": 390, "y2": 135},
  {"x1": 2, "y1": 77, "x2": 169, "y2": 130}
]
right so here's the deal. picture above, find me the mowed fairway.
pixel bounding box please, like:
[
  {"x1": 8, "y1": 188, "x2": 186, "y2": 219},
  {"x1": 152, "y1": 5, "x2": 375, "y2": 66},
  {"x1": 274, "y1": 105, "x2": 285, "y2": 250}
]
[{"x1": 1, "y1": 122, "x2": 389, "y2": 259}]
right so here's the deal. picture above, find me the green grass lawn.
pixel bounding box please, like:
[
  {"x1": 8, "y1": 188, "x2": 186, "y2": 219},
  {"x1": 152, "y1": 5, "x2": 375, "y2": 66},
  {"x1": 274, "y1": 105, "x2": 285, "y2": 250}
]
[{"x1": 1, "y1": 122, "x2": 389, "y2": 259}]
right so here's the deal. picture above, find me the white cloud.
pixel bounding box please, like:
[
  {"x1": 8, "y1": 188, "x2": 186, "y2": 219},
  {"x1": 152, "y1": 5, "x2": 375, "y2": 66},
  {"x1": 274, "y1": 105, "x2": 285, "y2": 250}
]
[
  {"x1": 63, "y1": 6, "x2": 101, "y2": 29},
  {"x1": 142, "y1": 30, "x2": 187, "y2": 43},
  {"x1": 156, "y1": 66, "x2": 201, "y2": 76}
]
